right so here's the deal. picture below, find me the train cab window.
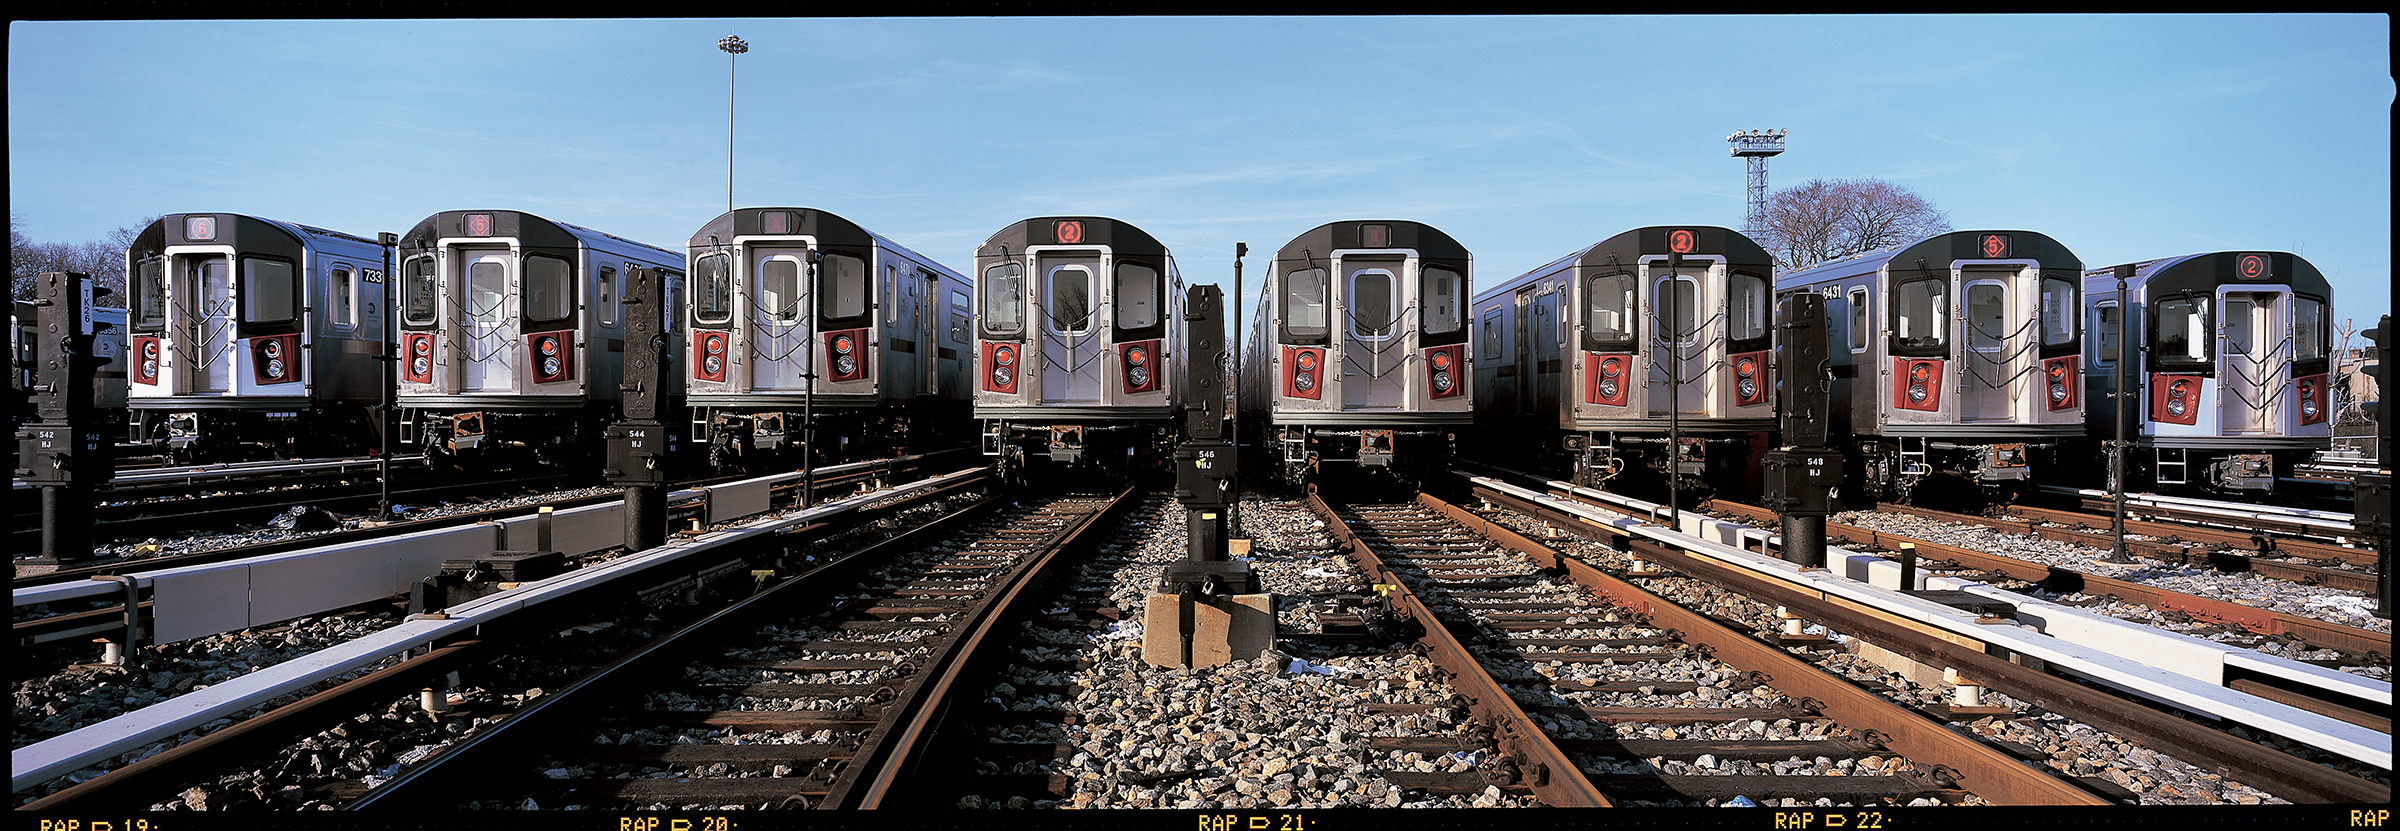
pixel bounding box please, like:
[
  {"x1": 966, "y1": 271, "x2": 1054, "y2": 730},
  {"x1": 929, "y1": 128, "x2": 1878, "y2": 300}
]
[
  {"x1": 1584, "y1": 273, "x2": 1635, "y2": 351},
  {"x1": 1846, "y1": 287, "x2": 1869, "y2": 352},
  {"x1": 134, "y1": 256, "x2": 167, "y2": 330},
  {"x1": 1115, "y1": 263, "x2": 1160, "y2": 330},
  {"x1": 1965, "y1": 282, "x2": 2006, "y2": 352},
  {"x1": 1350, "y1": 270, "x2": 1395, "y2": 339},
  {"x1": 694, "y1": 252, "x2": 732, "y2": 325},
  {"x1": 241, "y1": 257, "x2": 297, "y2": 324},
  {"x1": 1655, "y1": 275, "x2": 1699, "y2": 345},
  {"x1": 2296, "y1": 296, "x2": 2327, "y2": 362},
  {"x1": 2093, "y1": 303, "x2": 2120, "y2": 363},
  {"x1": 1891, "y1": 277, "x2": 1949, "y2": 353},
  {"x1": 1282, "y1": 267, "x2": 1328, "y2": 344},
  {"x1": 329, "y1": 266, "x2": 356, "y2": 330},
  {"x1": 822, "y1": 253, "x2": 867, "y2": 321},
  {"x1": 1423, "y1": 267, "x2": 1463, "y2": 335},
  {"x1": 403, "y1": 256, "x2": 436, "y2": 325},
  {"x1": 761, "y1": 260, "x2": 802, "y2": 321},
  {"x1": 525, "y1": 255, "x2": 573, "y2": 326},
  {"x1": 1047, "y1": 265, "x2": 1093, "y2": 334},
  {"x1": 2153, "y1": 294, "x2": 2210, "y2": 366},
  {"x1": 2040, "y1": 276, "x2": 2077, "y2": 348},
  {"x1": 1729, "y1": 272, "x2": 1768, "y2": 342},
  {"x1": 981, "y1": 262, "x2": 1025, "y2": 337}
]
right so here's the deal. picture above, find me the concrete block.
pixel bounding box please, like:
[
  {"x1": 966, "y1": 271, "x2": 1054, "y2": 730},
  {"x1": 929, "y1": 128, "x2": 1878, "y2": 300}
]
[{"x1": 1141, "y1": 592, "x2": 1274, "y2": 669}]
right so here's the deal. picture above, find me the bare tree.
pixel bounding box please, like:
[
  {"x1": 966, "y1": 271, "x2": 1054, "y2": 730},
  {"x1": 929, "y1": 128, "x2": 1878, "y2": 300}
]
[
  {"x1": 10, "y1": 213, "x2": 156, "y2": 307},
  {"x1": 1763, "y1": 178, "x2": 1952, "y2": 269}
]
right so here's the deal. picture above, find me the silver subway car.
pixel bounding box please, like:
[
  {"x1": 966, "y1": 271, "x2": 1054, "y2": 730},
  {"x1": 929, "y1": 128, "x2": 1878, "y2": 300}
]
[
  {"x1": 1775, "y1": 230, "x2": 2085, "y2": 503},
  {"x1": 685, "y1": 207, "x2": 973, "y2": 469},
  {"x1": 1241, "y1": 220, "x2": 1472, "y2": 485},
  {"x1": 973, "y1": 216, "x2": 1184, "y2": 475},
  {"x1": 124, "y1": 214, "x2": 389, "y2": 461},
  {"x1": 395, "y1": 210, "x2": 683, "y2": 468}
]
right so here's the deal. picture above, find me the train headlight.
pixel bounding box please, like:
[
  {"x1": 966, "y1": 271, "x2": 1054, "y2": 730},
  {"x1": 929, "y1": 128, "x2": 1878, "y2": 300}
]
[
  {"x1": 1294, "y1": 371, "x2": 1315, "y2": 392},
  {"x1": 1432, "y1": 370, "x2": 1453, "y2": 393},
  {"x1": 412, "y1": 356, "x2": 430, "y2": 376},
  {"x1": 2166, "y1": 380, "x2": 2191, "y2": 417},
  {"x1": 2049, "y1": 379, "x2": 2069, "y2": 404},
  {"x1": 1598, "y1": 377, "x2": 1618, "y2": 398},
  {"x1": 267, "y1": 358, "x2": 286, "y2": 378},
  {"x1": 1735, "y1": 357, "x2": 1758, "y2": 398},
  {"x1": 143, "y1": 358, "x2": 158, "y2": 376},
  {"x1": 1128, "y1": 365, "x2": 1150, "y2": 388},
  {"x1": 705, "y1": 354, "x2": 722, "y2": 375},
  {"x1": 992, "y1": 365, "x2": 1013, "y2": 387},
  {"x1": 836, "y1": 355, "x2": 857, "y2": 375},
  {"x1": 543, "y1": 356, "x2": 561, "y2": 376},
  {"x1": 2300, "y1": 387, "x2": 2320, "y2": 419}
]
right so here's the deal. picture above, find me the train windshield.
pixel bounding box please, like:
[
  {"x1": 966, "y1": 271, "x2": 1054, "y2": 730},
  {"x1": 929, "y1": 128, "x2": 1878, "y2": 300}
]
[
  {"x1": 403, "y1": 256, "x2": 436, "y2": 325},
  {"x1": 2153, "y1": 294, "x2": 2209, "y2": 366},
  {"x1": 2295, "y1": 296, "x2": 2327, "y2": 361},
  {"x1": 1114, "y1": 263, "x2": 1159, "y2": 330},
  {"x1": 694, "y1": 252, "x2": 731, "y2": 324},
  {"x1": 1891, "y1": 277, "x2": 1948, "y2": 352},
  {"x1": 1422, "y1": 267, "x2": 1462, "y2": 335},
  {"x1": 1282, "y1": 267, "x2": 1328, "y2": 343},
  {"x1": 981, "y1": 262, "x2": 1024, "y2": 336},
  {"x1": 822, "y1": 253, "x2": 866, "y2": 320},
  {"x1": 134, "y1": 256, "x2": 167, "y2": 329},
  {"x1": 524, "y1": 255, "x2": 572, "y2": 326},
  {"x1": 1729, "y1": 272, "x2": 1768, "y2": 342},
  {"x1": 2040, "y1": 276, "x2": 2078, "y2": 348},
  {"x1": 1585, "y1": 273, "x2": 1635, "y2": 350},
  {"x1": 241, "y1": 257, "x2": 296, "y2": 324}
]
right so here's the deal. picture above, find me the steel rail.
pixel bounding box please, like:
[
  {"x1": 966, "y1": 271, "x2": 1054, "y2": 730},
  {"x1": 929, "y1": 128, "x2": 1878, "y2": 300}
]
[
  {"x1": 1418, "y1": 492, "x2": 2107, "y2": 806},
  {"x1": 1304, "y1": 484, "x2": 1615, "y2": 808}
]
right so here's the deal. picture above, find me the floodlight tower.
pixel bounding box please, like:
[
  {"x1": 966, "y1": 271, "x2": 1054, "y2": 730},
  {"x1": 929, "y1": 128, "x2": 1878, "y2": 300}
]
[{"x1": 1728, "y1": 129, "x2": 1788, "y2": 239}]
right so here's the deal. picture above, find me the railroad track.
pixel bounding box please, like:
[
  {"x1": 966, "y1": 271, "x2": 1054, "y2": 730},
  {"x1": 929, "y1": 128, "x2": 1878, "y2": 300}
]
[
  {"x1": 1307, "y1": 488, "x2": 2107, "y2": 806},
  {"x1": 1466, "y1": 474, "x2": 2389, "y2": 805},
  {"x1": 348, "y1": 486, "x2": 1135, "y2": 810}
]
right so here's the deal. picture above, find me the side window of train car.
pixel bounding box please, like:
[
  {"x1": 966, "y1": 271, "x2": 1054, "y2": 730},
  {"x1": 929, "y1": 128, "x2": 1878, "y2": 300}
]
[
  {"x1": 135, "y1": 256, "x2": 168, "y2": 330},
  {"x1": 1047, "y1": 266, "x2": 1093, "y2": 334},
  {"x1": 1729, "y1": 272, "x2": 1768, "y2": 343},
  {"x1": 1585, "y1": 273, "x2": 1635, "y2": 351},
  {"x1": 694, "y1": 252, "x2": 732, "y2": 325},
  {"x1": 241, "y1": 257, "x2": 297, "y2": 326},
  {"x1": 2040, "y1": 276, "x2": 2077, "y2": 349},
  {"x1": 329, "y1": 266, "x2": 356, "y2": 331},
  {"x1": 823, "y1": 254, "x2": 868, "y2": 321},
  {"x1": 886, "y1": 265, "x2": 901, "y2": 325},
  {"x1": 1846, "y1": 286, "x2": 1870, "y2": 352},
  {"x1": 761, "y1": 260, "x2": 801, "y2": 321},
  {"x1": 1350, "y1": 270, "x2": 1395, "y2": 339},
  {"x1": 1423, "y1": 267, "x2": 1463, "y2": 336},
  {"x1": 1283, "y1": 267, "x2": 1328, "y2": 344},
  {"x1": 1890, "y1": 276, "x2": 1948, "y2": 353},
  {"x1": 403, "y1": 256, "x2": 437, "y2": 325},
  {"x1": 599, "y1": 266, "x2": 617, "y2": 328},
  {"x1": 1115, "y1": 263, "x2": 1159, "y2": 331},
  {"x1": 2296, "y1": 295, "x2": 2327, "y2": 362},
  {"x1": 951, "y1": 289, "x2": 972, "y2": 344},
  {"x1": 1482, "y1": 309, "x2": 1503, "y2": 359},
  {"x1": 525, "y1": 255, "x2": 574, "y2": 327},
  {"x1": 982, "y1": 262, "x2": 1025, "y2": 338},
  {"x1": 2152, "y1": 294, "x2": 2210, "y2": 367}
]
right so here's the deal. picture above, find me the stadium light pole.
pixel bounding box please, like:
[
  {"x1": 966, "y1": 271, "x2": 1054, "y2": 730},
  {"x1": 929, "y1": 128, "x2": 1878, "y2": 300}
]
[{"x1": 719, "y1": 34, "x2": 749, "y2": 215}]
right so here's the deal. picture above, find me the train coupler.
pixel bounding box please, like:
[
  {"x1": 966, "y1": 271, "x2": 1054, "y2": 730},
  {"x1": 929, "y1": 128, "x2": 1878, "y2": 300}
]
[{"x1": 2210, "y1": 454, "x2": 2275, "y2": 492}]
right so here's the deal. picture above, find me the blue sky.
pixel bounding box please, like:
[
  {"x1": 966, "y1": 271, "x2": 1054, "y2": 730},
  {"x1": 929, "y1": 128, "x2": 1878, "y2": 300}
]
[{"x1": 10, "y1": 15, "x2": 2392, "y2": 333}]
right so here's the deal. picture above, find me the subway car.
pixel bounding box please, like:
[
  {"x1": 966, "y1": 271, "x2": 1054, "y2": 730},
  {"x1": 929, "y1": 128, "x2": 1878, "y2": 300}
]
[
  {"x1": 1240, "y1": 220, "x2": 1472, "y2": 485},
  {"x1": 2077, "y1": 251, "x2": 2333, "y2": 494},
  {"x1": 684, "y1": 207, "x2": 973, "y2": 469},
  {"x1": 394, "y1": 209, "x2": 684, "y2": 469}
]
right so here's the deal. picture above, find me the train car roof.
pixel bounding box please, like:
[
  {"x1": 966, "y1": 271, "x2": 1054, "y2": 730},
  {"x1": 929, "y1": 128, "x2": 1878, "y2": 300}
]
[
  {"x1": 1271, "y1": 220, "x2": 1469, "y2": 263},
  {"x1": 2082, "y1": 251, "x2": 2332, "y2": 300},
  {"x1": 131, "y1": 213, "x2": 380, "y2": 259},
  {"x1": 976, "y1": 216, "x2": 1168, "y2": 258},
  {"x1": 686, "y1": 207, "x2": 958, "y2": 277},
  {"x1": 1475, "y1": 226, "x2": 1767, "y2": 305},
  {"x1": 399, "y1": 210, "x2": 677, "y2": 260},
  {"x1": 1773, "y1": 229, "x2": 2082, "y2": 292}
]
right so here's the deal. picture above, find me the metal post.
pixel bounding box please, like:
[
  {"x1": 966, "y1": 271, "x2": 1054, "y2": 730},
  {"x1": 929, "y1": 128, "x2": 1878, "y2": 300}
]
[
  {"x1": 718, "y1": 35, "x2": 747, "y2": 215},
  {"x1": 2105, "y1": 266, "x2": 2134, "y2": 563},
  {"x1": 803, "y1": 250, "x2": 820, "y2": 508},
  {"x1": 376, "y1": 232, "x2": 398, "y2": 521},
  {"x1": 1229, "y1": 242, "x2": 1246, "y2": 538}
]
